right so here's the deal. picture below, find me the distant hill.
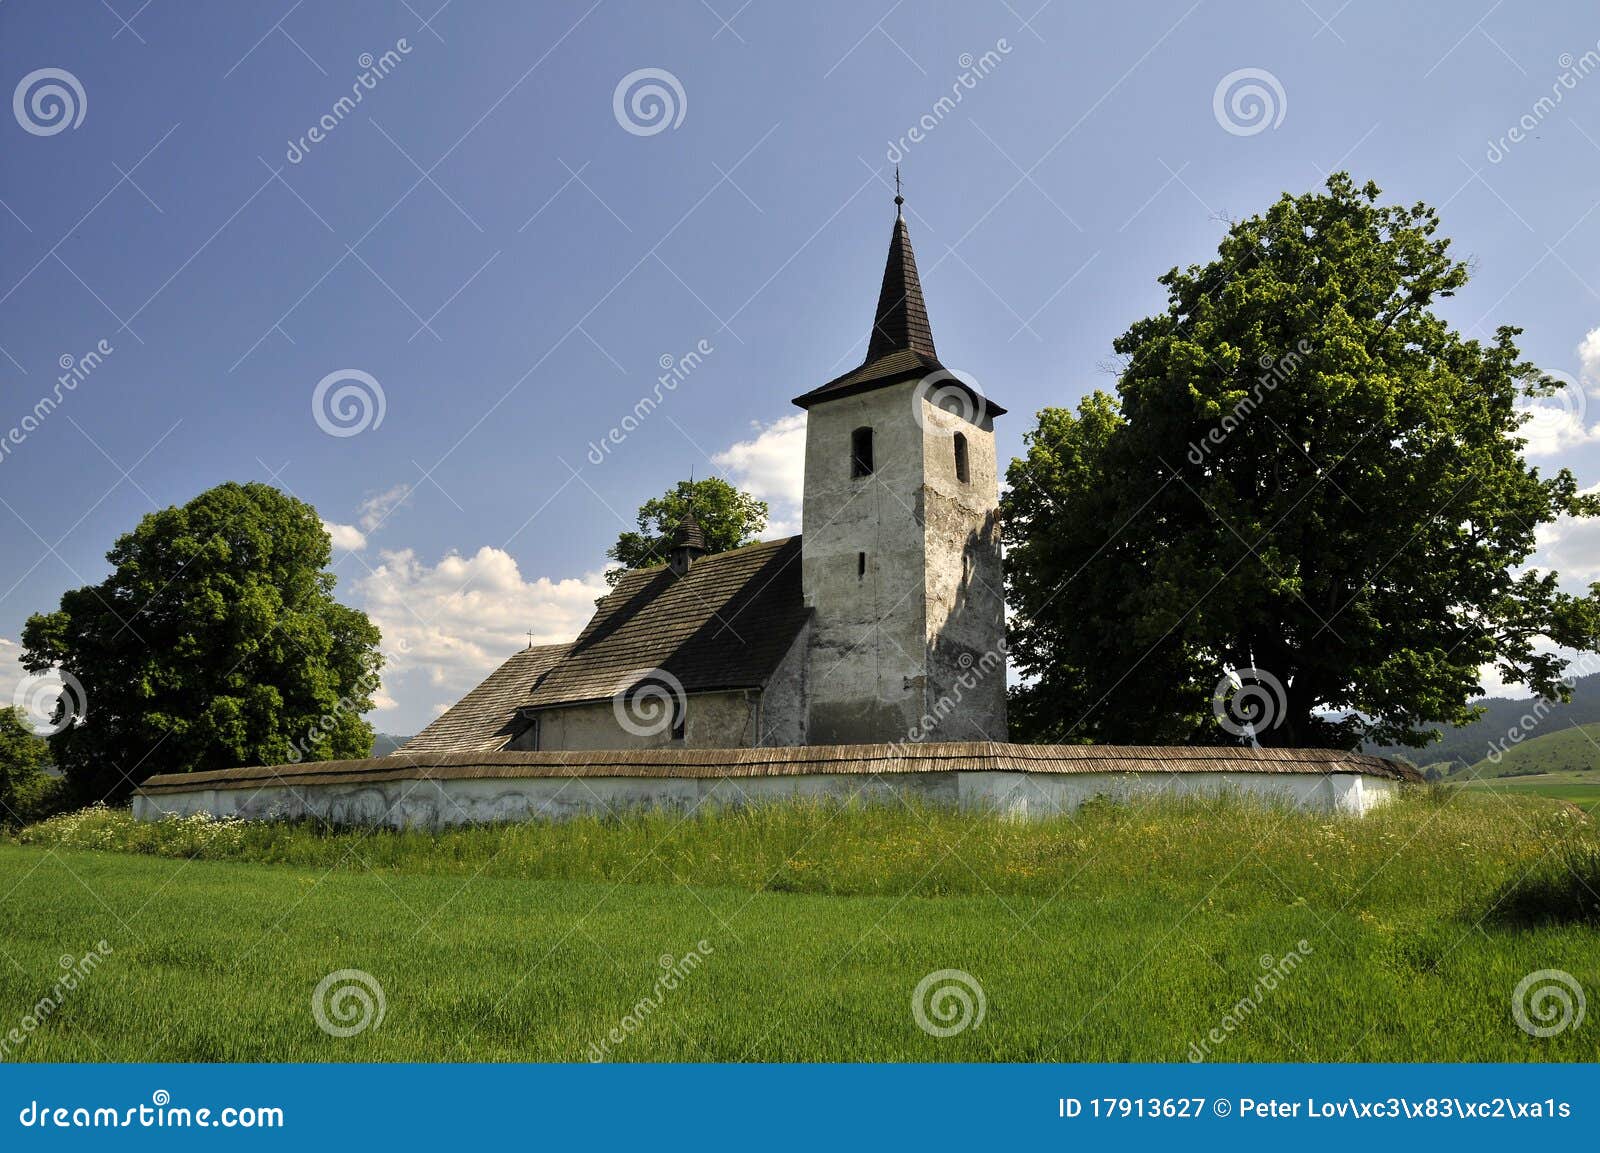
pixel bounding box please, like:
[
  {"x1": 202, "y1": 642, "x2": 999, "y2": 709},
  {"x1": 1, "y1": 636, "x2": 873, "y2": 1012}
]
[
  {"x1": 1462, "y1": 723, "x2": 1600, "y2": 779},
  {"x1": 1367, "y1": 672, "x2": 1600, "y2": 772},
  {"x1": 369, "y1": 733, "x2": 413, "y2": 757}
]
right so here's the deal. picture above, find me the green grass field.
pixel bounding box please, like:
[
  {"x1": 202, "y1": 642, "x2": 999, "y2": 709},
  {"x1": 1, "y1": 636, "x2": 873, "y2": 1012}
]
[
  {"x1": 1465, "y1": 722, "x2": 1600, "y2": 780},
  {"x1": 1461, "y1": 773, "x2": 1600, "y2": 810},
  {"x1": 1, "y1": 791, "x2": 1596, "y2": 1062}
]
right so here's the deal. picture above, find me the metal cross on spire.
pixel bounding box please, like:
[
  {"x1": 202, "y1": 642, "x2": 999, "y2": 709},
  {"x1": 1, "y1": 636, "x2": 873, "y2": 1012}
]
[{"x1": 894, "y1": 165, "x2": 904, "y2": 212}]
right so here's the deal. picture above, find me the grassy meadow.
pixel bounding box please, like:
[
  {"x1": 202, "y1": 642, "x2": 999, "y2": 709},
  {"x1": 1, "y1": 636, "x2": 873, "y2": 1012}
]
[{"x1": 1, "y1": 789, "x2": 1596, "y2": 1062}]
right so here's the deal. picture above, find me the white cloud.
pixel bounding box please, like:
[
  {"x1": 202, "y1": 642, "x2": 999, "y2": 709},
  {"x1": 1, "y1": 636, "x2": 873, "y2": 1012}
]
[
  {"x1": 1580, "y1": 325, "x2": 1600, "y2": 382},
  {"x1": 358, "y1": 482, "x2": 414, "y2": 532},
  {"x1": 1534, "y1": 495, "x2": 1600, "y2": 584},
  {"x1": 0, "y1": 637, "x2": 24, "y2": 712},
  {"x1": 354, "y1": 546, "x2": 608, "y2": 720},
  {"x1": 322, "y1": 521, "x2": 368, "y2": 551},
  {"x1": 713, "y1": 413, "x2": 806, "y2": 536},
  {"x1": 1520, "y1": 331, "x2": 1600, "y2": 456}
]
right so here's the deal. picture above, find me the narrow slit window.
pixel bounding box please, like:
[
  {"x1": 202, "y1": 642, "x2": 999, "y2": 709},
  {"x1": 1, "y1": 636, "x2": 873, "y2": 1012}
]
[
  {"x1": 857, "y1": 551, "x2": 866, "y2": 578},
  {"x1": 851, "y1": 426, "x2": 874, "y2": 478},
  {"x1": 671, "y1": 697, "x2": 687, "y2": 742},
  {"x1": 954, "y1": 432, "x2": 970, "y2": 484}
]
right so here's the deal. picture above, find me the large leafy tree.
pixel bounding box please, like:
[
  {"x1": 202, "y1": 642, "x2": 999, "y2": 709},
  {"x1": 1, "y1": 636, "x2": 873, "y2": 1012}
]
[
  {"x1": 1004, "y1": 174, "x2": 1600, "y2": 750},
  {"x1": 21, "y1": 482, "x2": 383, "y2": 799},
  {"x1": 606, "y1": 477, "x2": 767, "y2": 584},
  {"x1": 0, "y1": 707, "x2": 52, "y2": 826}
]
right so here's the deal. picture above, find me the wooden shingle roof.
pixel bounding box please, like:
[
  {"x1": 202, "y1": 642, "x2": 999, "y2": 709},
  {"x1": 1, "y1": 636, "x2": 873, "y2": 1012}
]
[
  {"x1": 792, "y1": 208, "x2": 1004, "y2": 415},
  {"x1": 523, "y1": 535, "x2": 809, "y2": 709},
  {"x1": 400, "y1": 643, "x2": 569, "y2": 754},
  {"x1": 137, "y1": 743, "x2": 1420, "y2": 795}
]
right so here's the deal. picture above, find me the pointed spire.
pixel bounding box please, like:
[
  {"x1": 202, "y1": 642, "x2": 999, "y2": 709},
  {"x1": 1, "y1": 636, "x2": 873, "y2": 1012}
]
[{"x1": 865, "y1": 181, "x2": 937, "y2": 363}]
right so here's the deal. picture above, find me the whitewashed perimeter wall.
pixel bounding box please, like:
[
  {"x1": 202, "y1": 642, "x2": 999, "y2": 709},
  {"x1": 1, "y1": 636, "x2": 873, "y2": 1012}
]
[{"x1": 133, "y1": 769, "x2": 1399, "y2": 829}]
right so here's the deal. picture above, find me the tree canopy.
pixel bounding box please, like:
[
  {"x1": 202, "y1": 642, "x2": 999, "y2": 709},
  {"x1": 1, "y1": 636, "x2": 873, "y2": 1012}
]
[
  {"x1": 1003, "y1": 174, "x2": 1600, "y2": 750},
  {"x1": 606, "y1": 476, "x2": 767, "y2": 584},
  {"x1": 0, "y1": 707, "x2": 53, "y2": 826},
  {"x1": 21, "y1": 482, "x2": 383, "y2": 799}
]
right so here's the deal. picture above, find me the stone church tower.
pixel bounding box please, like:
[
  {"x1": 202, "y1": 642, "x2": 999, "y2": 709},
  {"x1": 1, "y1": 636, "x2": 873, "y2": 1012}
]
[{"x1": 791, "y1": 193, "x2": 1008, "y2": 744}]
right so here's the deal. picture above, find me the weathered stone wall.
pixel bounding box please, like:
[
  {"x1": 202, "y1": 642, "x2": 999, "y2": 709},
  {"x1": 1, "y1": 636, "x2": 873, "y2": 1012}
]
[
  {"x1": 527, "y1": 690, "x2": 759, "y2": 750},
  {"x1": 800, "y1": 383, "x2": 930, "y2": 742},
  {"x1": 799, "y1": 379, "x2": 1008, "y2": 744},
  {"x1": 132, "y1": 769, "x2": 1401, "y2": 829},
  {"x1": 919, "y1": 396, "x2": 1007, "y2": 741},
  {"x1": 755, "y1": 623, "x2": 809, "y2": 746}
]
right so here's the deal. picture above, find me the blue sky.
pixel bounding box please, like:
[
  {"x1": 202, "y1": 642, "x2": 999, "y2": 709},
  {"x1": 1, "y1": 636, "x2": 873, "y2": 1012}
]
[{"x1": 4, "y1": 0, "x2": 1600, "y2": 734}]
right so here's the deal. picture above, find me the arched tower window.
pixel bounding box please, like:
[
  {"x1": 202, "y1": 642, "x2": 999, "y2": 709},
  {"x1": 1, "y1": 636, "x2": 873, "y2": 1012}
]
[
  {"x1": 953, "y1": 432, "x2": 970, "y2": 484},
  {"x1": 851, "y1": 426, "x2": 874, "y2": 477}
]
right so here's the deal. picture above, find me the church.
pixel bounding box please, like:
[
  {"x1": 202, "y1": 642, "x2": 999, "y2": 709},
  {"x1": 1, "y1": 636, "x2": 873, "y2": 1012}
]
[
  {"x1": 402, "y1": 192, "x2": 1008, "y2": 756},
  {"x1": 133, "y1": 196, "x2": 1416, "y2": 827}
]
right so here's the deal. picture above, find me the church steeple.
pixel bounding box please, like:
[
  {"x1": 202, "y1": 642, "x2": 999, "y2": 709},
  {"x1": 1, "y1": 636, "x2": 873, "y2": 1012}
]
[{"x1": 865, "y1": 182, "x2": 937, "y2": 363}]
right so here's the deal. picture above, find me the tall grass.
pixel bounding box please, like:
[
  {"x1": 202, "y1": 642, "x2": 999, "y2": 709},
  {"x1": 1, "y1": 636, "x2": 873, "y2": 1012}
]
[{"x1": 5, "y1": 789, "x2": 1595, "y2": 1062}]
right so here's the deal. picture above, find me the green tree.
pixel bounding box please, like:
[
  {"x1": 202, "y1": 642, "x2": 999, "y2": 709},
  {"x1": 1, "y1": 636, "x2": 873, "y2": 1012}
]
[
  {"x1": 1003, "y1": 174, "x2": 1600, "y2": 750},
  {"x1": 0, "y1": 707, "x2": 52, "y2": 826},
  {"x1": 606, "y1": 477, "x2": 767, "y2": 585},
  {"x1": 21, "y1": 482, "x2": 383, "y2": 799}
]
